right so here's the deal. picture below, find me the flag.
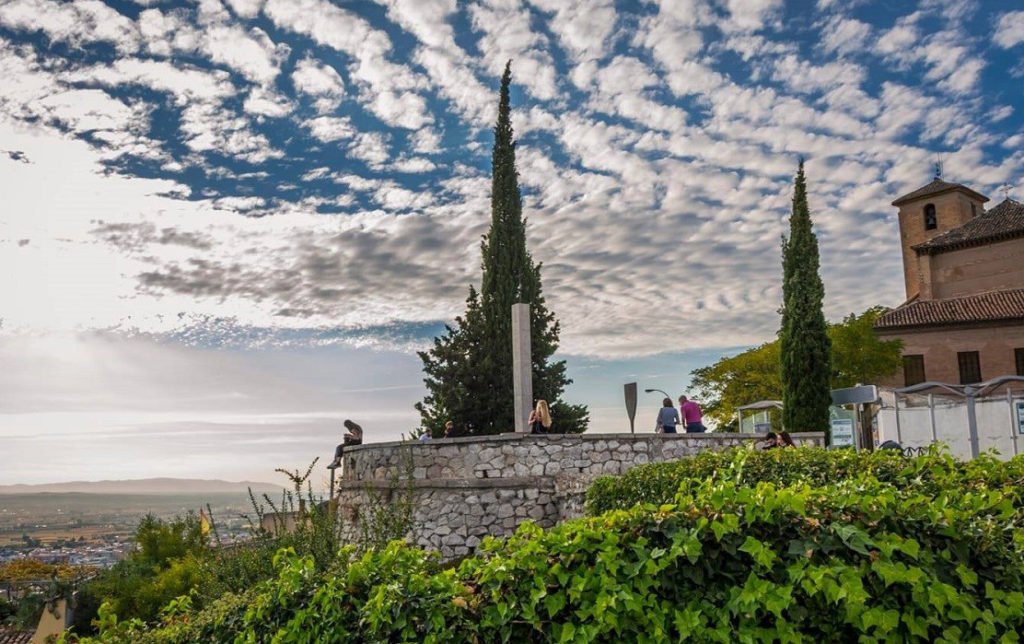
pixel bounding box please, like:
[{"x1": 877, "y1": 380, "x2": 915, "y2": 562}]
[{"x1": 199, "y1": 508, "x2": 211, "y2": 537}]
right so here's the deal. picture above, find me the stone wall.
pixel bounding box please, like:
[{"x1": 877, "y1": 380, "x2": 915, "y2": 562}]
[{"x1": 335, "y1": 432, "x2": 825, "y2": 561}]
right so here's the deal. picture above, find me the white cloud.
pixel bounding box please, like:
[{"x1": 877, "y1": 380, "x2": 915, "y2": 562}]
[
  {"x1": 243, "y1": 85, "x2": 292, "y2": 117},
  {"x1": 874, "y1": 15, "x2": 919, "y2": 60},
  {"x1": 722, "y1": 0, "x2": 784, "y2": 32},
  {"x1": 303, "y1": 116, "x2": 355, "y2": 142},
  {"x1": 0, "y1": 0, "x2": 140, "y2": 53},
  {"x1": 468, "y1": 0, "x2": 561, "y2": 101},
  {"x1": 64, "y1": 59, "x2": 235, "y2": 105},
  {"x1": 264, "y1": 0, "x2": 433, "y2": 129},
  {"x1": 203, "y1": 24, "x2": 287, "y2": 84},
  {"x1": 224, "y1": 0, "x2": 264, "y2": 19},
  {"x1": 528, "y1": 0, "x2": 617, "y2": 65},
  {"x1": 820, "y1": 16, "x2": 872, "y2": 56},
  {"x1": 348, "y1": 132, "x2": 391, "y2": 169},
  {"x1": 292, "y1": 56, "x2": 347, "y2": 113},
  {"x1": 994, "y1": 11, "x2": 1024, "y2": 48},
  {"x1": 391, "y1": 156, "x2": 436, "y2": 173}
]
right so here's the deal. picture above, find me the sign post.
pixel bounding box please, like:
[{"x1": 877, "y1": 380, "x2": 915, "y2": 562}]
[
  {"x1": 830, "y1": 418, "x2": 855, "y2": 449},
  {"x1": 624, "y1": 383, "x2": 637, "y2": 434}
]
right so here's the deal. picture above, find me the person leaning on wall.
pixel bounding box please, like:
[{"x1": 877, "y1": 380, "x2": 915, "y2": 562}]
[
  {"x1": 655, "y1": 397, "x2": 680, "y2": 434},
  {"x1": 529, "y1": 400, "x2": 553, "y2": 434}
]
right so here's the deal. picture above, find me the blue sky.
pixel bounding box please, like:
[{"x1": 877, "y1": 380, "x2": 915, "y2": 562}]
[{"x1": 1, "y1": 0, "x2": 1022, "y2": 484}]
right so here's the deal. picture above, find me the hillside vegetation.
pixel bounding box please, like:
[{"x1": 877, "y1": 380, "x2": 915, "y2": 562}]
[{"x1": 69, "y1": 447, "x2": 1024, "y2": 643}]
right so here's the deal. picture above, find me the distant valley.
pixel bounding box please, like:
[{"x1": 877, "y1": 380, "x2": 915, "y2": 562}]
[{"x1": 0, "y1": 478, "x2": 287, "y2": 495}]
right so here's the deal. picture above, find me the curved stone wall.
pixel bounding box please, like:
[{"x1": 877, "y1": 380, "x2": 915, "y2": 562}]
[{"x1": 336, "y1": 432, "x2": 825, "y2": 560}]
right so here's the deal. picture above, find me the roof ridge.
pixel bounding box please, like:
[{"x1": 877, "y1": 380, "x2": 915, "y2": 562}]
[{"x1": 875, "y1": 288, "x2": 1024, "y2": 330}]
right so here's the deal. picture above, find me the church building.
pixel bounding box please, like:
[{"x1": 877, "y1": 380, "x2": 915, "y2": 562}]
[{"x1": 874, "y1": 177, "x2": 1024, "y2": 386}]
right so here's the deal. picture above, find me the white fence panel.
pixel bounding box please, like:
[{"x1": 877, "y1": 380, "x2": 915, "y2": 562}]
[{"x1": 876, "y1": 395, "x2": 1023, "y2": 460}]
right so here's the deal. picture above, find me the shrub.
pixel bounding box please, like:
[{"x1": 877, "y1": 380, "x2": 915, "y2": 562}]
[
  {"x1": 76, "y1": 450, "x2": 1024, "y2": 643},
  {"x1": 585, "y1": 445, "x2": 1024, "y2": 516}
]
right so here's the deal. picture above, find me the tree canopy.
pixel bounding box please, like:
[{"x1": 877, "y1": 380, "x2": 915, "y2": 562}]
[
  {"x1": 416, "y1": 63, "x2": 587, "y2": 435},
  {"x1": 779, "y1": 162, "x2": 833, "y2": 433},
  {"x1": 690, "y1": 307, "x2": 902, "y2": 431}
]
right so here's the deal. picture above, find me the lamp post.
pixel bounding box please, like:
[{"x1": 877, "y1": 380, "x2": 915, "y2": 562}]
[{"x1": 644, "y1": 388, "x2": 671, "y2": 400}]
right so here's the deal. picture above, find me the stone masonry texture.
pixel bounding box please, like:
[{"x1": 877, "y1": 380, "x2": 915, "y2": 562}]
[{"x1": 335, "y1": 432, "x2": 825, "y2": 561}]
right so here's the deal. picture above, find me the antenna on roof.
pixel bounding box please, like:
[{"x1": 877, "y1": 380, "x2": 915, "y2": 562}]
[
  {"x1": 933, "y1": 158, "x2": 943, "y2": 180},
  {"x1": 1001, "y1": 183, "x2": 1012, "y2": 200}
]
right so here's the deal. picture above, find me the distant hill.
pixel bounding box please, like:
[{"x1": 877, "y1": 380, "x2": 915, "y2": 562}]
[{"x1": 0, "y1": 478, "x2": 287, "y2": 495}]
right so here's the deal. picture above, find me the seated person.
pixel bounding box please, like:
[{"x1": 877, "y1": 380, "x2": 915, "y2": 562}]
[
  {"x1": 759, "y1": 431, "x2": 778, "y2": 449},
  {"x1": 327, "y1": 419, "x2": 363, "y2": 469}
]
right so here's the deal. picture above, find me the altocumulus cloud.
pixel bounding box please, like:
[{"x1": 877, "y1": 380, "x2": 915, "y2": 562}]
[{"x1": 0, "y1": 0, "x2": 1023, "y2": 358}]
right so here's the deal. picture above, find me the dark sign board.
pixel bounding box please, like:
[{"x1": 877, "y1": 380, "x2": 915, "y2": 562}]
[
  {"x1": 624, "y1": 382, "x2": 638, "y2": 434},
  {"x1": 831, "y1": 385, "x2": 878, "y2": 406}
]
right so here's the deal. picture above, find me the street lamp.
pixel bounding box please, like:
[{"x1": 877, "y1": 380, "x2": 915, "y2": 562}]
[{"x1": 644, "y1": 388, "x2": 672, "y2": 400}]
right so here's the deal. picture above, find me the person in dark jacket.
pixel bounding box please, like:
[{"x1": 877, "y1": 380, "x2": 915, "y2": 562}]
[{"x1": 327, "y1": 419, "x2": 363, "y2": 469}]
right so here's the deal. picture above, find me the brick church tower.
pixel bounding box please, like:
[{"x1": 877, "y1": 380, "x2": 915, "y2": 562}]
[{"x1": 891, "y1": 174, "x2": 988, "y2": 301}]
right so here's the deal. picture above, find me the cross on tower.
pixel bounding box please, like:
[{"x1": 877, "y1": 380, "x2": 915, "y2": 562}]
[{"x1": 1001, "y1": 184, "x2": 1012, "y2": 200}]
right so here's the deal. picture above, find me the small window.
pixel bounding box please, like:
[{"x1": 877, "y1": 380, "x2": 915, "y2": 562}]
[
  {"x1": 903, "y1": 354, "x2": 926, "y2": 386},
  {"x1": 971, "y1": 203, "x2": 977, "y2": 218},
  {"x1": 1016, "y1": 348, "x2": 1024, "y2": 376},
  {"x1": 957, "y1": 351, "x2": 981, "y2": 384},
  {"x1": 924, "y1": 204, "x2": 937, "y2": 230}
]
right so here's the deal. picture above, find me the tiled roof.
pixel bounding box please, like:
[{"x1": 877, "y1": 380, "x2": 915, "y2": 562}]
[
  {"x1": 913, "y1": 198, "x2": 1024, "y2": 254},
  {"x1": 891, "y1": 178, "x2": 989, "y2": 206},
  {"x1": 874, "y1": 288, "x2": 1024, "y2": 330},
  {"x1": 0, "y1": 630, "x2": 35, "y2": 644}
]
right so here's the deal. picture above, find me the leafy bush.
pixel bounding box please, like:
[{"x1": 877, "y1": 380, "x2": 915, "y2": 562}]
[
  {"x1": 585, "y1": 445, "x2": 1024, "y2": 515},
  {"x1": 74, "y1": 450, "x2": 1024, "y2": 643},
  {"x1": 70, "y1": 460, "x2": 346, "y2": 634}
]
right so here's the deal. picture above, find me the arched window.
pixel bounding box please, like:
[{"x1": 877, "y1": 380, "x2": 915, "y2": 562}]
[{"x1": 924, "y1": 203, "x2": 937, "y2": 230}]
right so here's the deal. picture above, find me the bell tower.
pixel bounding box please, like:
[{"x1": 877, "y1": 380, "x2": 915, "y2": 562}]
[{"x1": 891, "y1": 175, "x2": 988, "y2": 301}]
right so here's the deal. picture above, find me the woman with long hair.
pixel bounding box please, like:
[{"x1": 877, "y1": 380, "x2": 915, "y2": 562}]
[
  {"x1": 530, "y1": 400, "x2": 553, "y2": 434},
  {"x1": 656, "y1": 397, "x2": 680, "y2": 434}
]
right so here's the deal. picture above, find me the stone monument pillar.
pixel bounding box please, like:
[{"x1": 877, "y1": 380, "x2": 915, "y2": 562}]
[{"x1": 512, "y1": 303, "x2": 533, "y2": 433}]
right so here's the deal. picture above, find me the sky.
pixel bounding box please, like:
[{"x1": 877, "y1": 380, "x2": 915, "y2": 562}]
[{"x1": 1, "y1": 0, "x2": 1023, "y2": 485}]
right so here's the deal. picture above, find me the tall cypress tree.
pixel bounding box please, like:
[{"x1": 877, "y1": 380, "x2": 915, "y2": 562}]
[
  {"x1": 779, "y1": 161, "x2": 832, "y2": 433},
  {"x1": 416, "y1": 62, "x2": 588, "y2": 436}
]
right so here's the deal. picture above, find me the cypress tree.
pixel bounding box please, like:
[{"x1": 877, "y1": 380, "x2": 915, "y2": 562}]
[
  {"x1": 779, "y1": 161, "x2": 832, "y2": 434},
  {"x1": 416, "y1": 62, "x2": 588, "y2": 436}
]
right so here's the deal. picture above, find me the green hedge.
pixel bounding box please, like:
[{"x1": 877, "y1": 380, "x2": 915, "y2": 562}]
[
  {"x1": 73, "y1": 449, "x2": 1024, "y2": 643},
  {"x1": 585, "y1": 446, "x2": 1024, "y2": 516}
]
